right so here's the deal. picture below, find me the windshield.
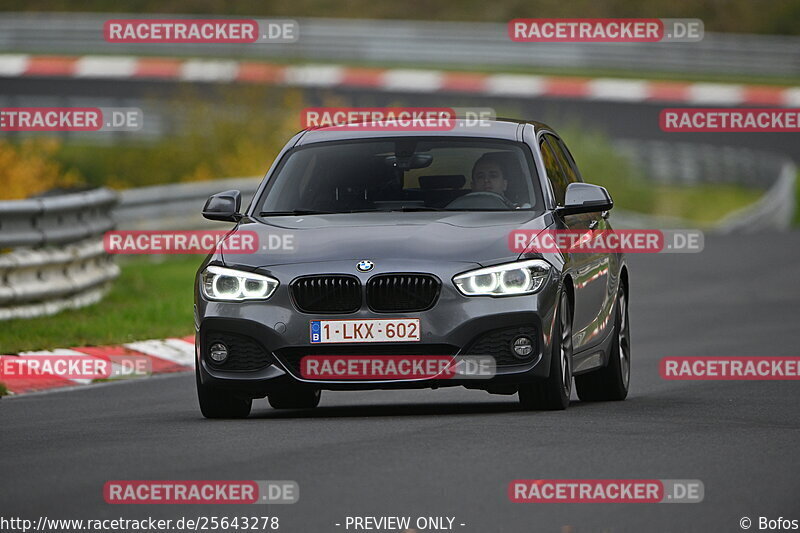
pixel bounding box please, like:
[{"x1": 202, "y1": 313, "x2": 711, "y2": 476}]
[{"x1": 256, "y1": 138, "x2": 541, "y2": 215}]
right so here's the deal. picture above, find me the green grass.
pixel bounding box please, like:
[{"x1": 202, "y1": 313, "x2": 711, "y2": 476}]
[
  {"x1": 591, "y1": 175, "x2": 762, "y2": 224},
  {"x1": 644, "y1": 184, "x2": 762, "y2": 224},
  {"x1": 0, "y1": 255, "x2": 201, "y2": 354},
  {"x1": 0, "y1": 382, "x2": 8, "y2": 397}
]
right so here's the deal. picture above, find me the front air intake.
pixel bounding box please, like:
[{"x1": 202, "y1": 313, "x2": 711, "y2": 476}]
[
  {"x1": 290, "y1": 275, "x2": 362, "y2": 313},
  {"x1": 366, "y1": 273, "x2": 441, "y2": 312}
]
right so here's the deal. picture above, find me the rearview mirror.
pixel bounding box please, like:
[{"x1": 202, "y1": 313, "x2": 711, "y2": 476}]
[
  {"x1": 556, "y1": 183, "x2": 613, "y2": 216},
  {"x1": 384, "y1": 154, "x2": 433, "y2": 170},
  {"x1": 202, "y1": 190, "x2": 242, "y2": 222}
]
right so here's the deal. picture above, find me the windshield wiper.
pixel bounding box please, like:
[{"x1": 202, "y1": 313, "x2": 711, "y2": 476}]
[
  {"x1": 443, "y1": 208, "x2": 519, "y2": 211},
  {"x1": 391, "y1": 206, "x2": 446, "y2": 212},
  {"x1": 258, "y1": 210, "x2": 336, "y2": 216},
  {"x1": 259, "y1": 207, "x2": 450, "y2": 216},
  {"x1": 345, "y1": 207, "x2": 448, "y2": 213}
]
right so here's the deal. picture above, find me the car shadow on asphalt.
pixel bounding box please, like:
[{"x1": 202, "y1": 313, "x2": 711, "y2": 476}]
[
  {"x1": 248, "y1": 400, "x2": 578, "y2": 419},
  {"x1": 242, "y1": 394, "x2": 708, "y2": 420}
]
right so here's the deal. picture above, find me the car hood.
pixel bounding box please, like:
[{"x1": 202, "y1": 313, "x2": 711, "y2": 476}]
[{"x1": 221, "y1": 211, "x2": 551, "y2": 268}]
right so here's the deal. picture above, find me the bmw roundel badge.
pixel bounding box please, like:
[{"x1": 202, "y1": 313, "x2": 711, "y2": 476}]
[{"x1": 356, "y1": 260, "x2": 374, "y2": 272}]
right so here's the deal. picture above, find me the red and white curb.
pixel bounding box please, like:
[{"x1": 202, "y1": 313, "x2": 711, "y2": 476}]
[
  {"x1": 0, "y1": 335, "x2": 195, "y2": 396},
  {"x1": 1, "y1": 53, "x2": 798, "y2": 106}
]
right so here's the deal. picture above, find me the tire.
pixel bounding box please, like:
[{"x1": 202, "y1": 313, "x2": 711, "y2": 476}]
[
  {"x1": 518, "y1": 290, "x2": 572, "y2": 411},
  {"x1": 268, "y1": 387, "x2": 321, "y2": 409},
  {"x1": 196, "y1": 366, "x2": 252, "y2": 419},
  {"x1": 575, "y1": 285, "x2": 630, "y2": 402}
]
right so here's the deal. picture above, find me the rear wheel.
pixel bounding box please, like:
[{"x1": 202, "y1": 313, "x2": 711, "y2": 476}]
[
  {"x1": 518, "y1": 291, "x2": 572, "y2": 411},
  {"x1": 196, "y1": 367, "x2": 252, "y2": 419},
  {"x1": 268, "y1": 387, "x2": 321, "y2": 409},
  {"x1": 575, "y1": 285, "x2": 630, "y2": 401}
]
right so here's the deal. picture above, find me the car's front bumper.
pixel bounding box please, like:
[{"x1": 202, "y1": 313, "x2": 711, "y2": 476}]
[{"x1": 195, "y1": 259, "x2": 561, "y2": 396}]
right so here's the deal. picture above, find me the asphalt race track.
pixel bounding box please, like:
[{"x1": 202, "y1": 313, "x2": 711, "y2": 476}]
[{"x1": 2, "y1": 231, "x2": 799, "y2": 533}]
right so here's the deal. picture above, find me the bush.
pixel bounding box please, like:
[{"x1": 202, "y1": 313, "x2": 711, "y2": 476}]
[
  {"x1": 54, "y1": 87, "x2": 305, "y2": 190},
  {"x1": 0, "y1": 139, "x2": 83, "y2": 200}
]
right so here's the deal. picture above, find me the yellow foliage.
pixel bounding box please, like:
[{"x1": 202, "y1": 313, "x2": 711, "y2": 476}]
[
  {"x1": 0, "y1": 139, "x2": 83, "y2": 200},
  {"x1": 181, "y1": 162, "x2": 215, "y2": 183},
  {"x1": 176, "y1": 88, "x2": 305, "y2": 184}
]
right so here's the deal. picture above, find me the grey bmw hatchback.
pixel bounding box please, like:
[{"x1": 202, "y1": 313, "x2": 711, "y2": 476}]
[{"x1": 194, "y1": 118, "x2": 630, "y2": 418}]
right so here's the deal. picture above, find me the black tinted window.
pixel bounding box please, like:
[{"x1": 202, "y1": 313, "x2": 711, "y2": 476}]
[
  {"x1": 258, "y1": 138, "x2": 542, "y2": 213},
  {"x1": 548, "y1": 135, "x2": 582, "y2": 183},
  {"x1": 539, "y1": 137, "x2": 568, "y2": 205}
]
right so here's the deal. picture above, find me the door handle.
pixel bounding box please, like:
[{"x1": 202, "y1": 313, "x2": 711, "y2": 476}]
[{"x1": 588, "y1": 219, "x2": 599, "y2": 230}]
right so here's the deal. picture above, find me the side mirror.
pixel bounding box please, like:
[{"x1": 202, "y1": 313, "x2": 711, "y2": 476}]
[
  {"x1": 556, "y1": 183, "x2": 613, "y2": 216},
  {"x1": 202, "y1": 189, "x2": 242, "y2": 222}
]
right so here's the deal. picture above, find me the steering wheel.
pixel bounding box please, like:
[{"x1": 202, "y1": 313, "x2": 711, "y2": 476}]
[{"x1": 446, "y1": 191, "x2": 515, "y2": 210}]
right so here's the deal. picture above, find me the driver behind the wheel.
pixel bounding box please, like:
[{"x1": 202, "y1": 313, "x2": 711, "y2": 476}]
[{"x1": 471, "y1": 154, "x2": 508, "y2": 196}]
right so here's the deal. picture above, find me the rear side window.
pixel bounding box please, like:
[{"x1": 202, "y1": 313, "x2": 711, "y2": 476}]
[
  {"x1": 549, "y1": 135, "x2": 582, "y2": 183},
  {"x1": 539, "y1": 137, "x2": 569, "y2": 205}
]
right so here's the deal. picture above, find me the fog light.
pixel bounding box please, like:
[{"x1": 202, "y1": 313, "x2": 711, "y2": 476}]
[
  {"x1": 209, "y1": 343, "x2": 228, "y2": 363},
  {"x1": 511, "y1": 336, "x2": 534, "y2": 359}
]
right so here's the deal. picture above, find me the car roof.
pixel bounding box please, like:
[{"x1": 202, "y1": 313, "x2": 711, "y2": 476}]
[{"x1": 294, "y1": 118, "x2": 555, "y2": 146}]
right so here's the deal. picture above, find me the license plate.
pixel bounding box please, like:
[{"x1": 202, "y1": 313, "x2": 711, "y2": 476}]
[{"x1": 310, "y1": 318, "x2": 420, "y2": 344}]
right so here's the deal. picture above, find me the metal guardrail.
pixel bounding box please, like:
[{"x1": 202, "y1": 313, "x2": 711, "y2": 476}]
[
  {"x1": 611, "y1": 140, "x2": 796, "y2": 230},
  {"x1": 116, "y1": 177, "x2": 261, "y2": 230},
  {"x1": 0, "y1": 13, "x2": 799, "y2": 77},
  {"x1": 716, "y1": 162, "x2": 797, "y2": 233},
  {"x1": 613, "y1": 140, "x2": 789, "y2": 189},
  {"x1": 0, "y1": 188, "x2": 120, "y2": 321},
  {"x1": 0, "y1": 188, "x2": 118, "y2": 247}
]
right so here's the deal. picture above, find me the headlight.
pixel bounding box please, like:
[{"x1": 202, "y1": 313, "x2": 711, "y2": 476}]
[
  {"x1": 201, "y1": 265, "x2": 278, "y2": 301},
  {"x1": 453, "y1": 260, "x2": 550, "y2": 297}
]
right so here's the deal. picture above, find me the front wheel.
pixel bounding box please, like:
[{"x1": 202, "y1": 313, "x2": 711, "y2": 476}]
[
  {"x1": 575, "y1": 285, "x2": 630, "y2": 401},
  {"x1": 518, "y1": 290, "x2": 572, "y2": 411},
  {"x1": 196, "y1": 367, "x2": 252, "y2": 419}
]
